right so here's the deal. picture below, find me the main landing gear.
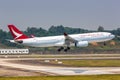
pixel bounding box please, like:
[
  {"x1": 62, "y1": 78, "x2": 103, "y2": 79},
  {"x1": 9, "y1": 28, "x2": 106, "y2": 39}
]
[
  {"x1": 57, "y1": 46, "x2": 70, "y2": 52},
  {"x1": 103, "y1": 42, "x2": 107, "y2": 46},
  {"x1": 57, "y1": 47, "x2": 64, "y2": 52}
]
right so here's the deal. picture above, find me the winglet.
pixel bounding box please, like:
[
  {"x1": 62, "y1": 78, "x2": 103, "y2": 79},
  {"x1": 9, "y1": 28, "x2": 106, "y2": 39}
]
[{"x1": 64, "y1": 32, "x2": 68, "y2": 36}]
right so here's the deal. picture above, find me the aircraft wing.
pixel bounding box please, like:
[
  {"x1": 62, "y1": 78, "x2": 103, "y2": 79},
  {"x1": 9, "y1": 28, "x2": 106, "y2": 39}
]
[{"x1": 64, "y1": 33, "x2": 78, "y2": 47}]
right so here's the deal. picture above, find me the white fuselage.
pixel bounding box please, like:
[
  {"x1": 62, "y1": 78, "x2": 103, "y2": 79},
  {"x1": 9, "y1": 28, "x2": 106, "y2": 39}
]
[{"x1": 13, "y1": 32, "x2": 114, "y2": 47}]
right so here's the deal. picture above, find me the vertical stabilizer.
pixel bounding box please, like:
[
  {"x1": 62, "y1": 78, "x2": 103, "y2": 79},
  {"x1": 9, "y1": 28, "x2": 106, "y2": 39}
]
[{"x1": 8, "y1": 24, "x2": 29, "y2": 40}]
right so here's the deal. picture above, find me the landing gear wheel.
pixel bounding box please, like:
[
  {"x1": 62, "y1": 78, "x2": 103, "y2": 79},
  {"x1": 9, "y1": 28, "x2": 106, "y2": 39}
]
[
  {"x1": 64, "y1": 47, "x2": 70, "y2": 52},
  {"x1": 57, "y1": 47, "x2": 64, "y2": 52},
  {"x1": 103, "y1": 42, "x2": 106, "y2": 46}
]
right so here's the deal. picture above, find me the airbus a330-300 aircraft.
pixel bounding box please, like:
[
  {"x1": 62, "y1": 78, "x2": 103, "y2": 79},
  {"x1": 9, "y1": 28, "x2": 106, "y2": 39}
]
[{"x1": 8, "y1": 24, "x2": 115, "y2": 52}]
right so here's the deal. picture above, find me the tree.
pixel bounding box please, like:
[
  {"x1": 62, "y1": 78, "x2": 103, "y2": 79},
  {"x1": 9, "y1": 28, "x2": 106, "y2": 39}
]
[
  {"x1": 49, "y1": 25, "x2": 65, "y2": 35},
  {"x1": 26, "y1": 27, "x2": 47, "y2": 37},
  {"x1": 98, "y1": 26, "x2": 104, "y2": 32}
]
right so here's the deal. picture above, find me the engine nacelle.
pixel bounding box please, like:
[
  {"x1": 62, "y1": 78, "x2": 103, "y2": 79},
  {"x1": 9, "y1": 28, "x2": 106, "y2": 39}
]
[{"x1": 76, "y1": 41, "x2": 88, "y2": 47}]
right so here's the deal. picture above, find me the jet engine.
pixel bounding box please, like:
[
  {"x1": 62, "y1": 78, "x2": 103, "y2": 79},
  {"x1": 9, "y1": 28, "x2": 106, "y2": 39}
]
[{"x1": 76, "y1": 41, "x2": 88, "y2": 47}]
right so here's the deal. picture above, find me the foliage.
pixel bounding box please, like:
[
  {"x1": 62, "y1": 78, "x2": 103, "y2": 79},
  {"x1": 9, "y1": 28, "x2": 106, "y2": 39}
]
[
  {"x1": 98, "y1": 26, "x2": 104, "y2": 32},
  {"x1": 0, "y1": 75, "x2": 119, "y2": 80},
  {"x1": 51, "y1": 60, "x2": 120, "y2": 67}
]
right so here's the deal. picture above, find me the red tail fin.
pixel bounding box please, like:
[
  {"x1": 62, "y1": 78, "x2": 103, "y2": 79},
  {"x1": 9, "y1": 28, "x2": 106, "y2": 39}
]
[{"x1": 8, "y1": 24, "x2": 29, "y2": 40}]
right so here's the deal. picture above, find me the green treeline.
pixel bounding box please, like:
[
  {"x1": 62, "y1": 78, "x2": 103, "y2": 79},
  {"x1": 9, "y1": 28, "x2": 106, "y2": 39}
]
[
  {"x1": 25, "y1": 25, "x2": 89, "y2": 37},
  {"x1": 0, "y1": 25, "x2": 120, "y2": 47}
]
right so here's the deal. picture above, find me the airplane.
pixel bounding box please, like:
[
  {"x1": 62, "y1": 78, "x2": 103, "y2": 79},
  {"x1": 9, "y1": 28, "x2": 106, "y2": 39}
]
[{"x1": 8, "y1": 24, "x2": 115, "y2": 52}]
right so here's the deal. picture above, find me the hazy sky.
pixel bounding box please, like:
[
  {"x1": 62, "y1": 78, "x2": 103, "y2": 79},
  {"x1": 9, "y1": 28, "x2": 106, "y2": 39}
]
[{"x1": 0, "y1": 0, "x2": 120, "y2": 31}]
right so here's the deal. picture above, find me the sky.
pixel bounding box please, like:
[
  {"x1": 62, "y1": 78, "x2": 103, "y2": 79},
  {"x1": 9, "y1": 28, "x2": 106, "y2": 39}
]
[{"x1": 0, "y1": 0, "x2": 120, "y2": 31}]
